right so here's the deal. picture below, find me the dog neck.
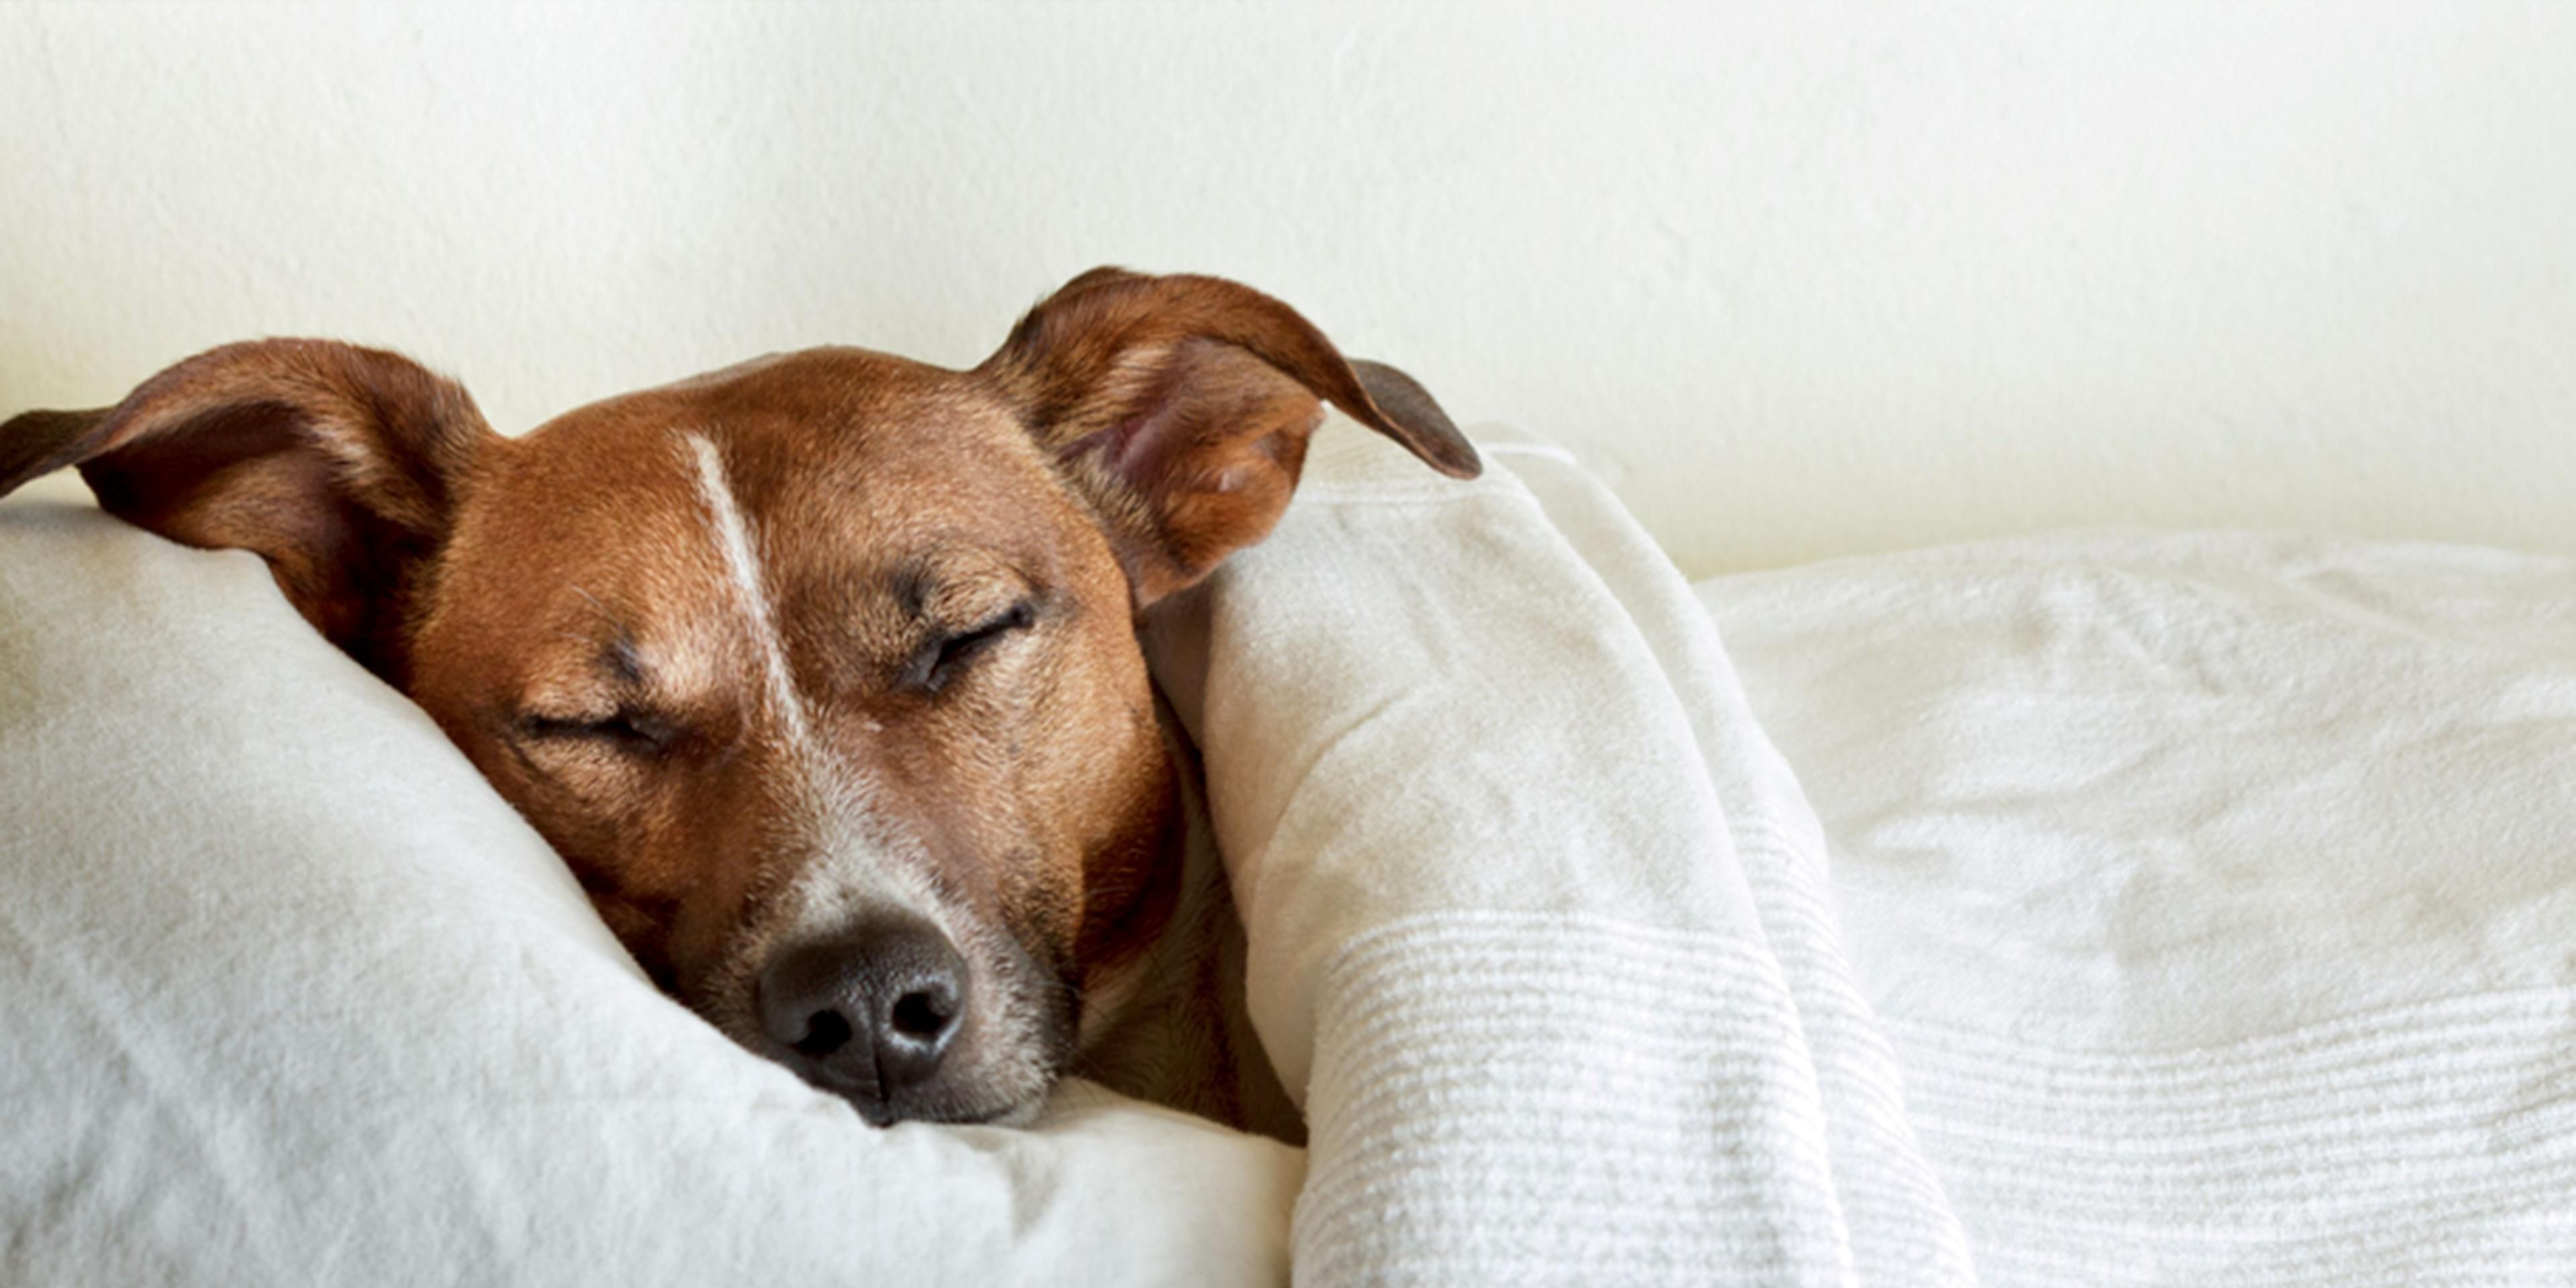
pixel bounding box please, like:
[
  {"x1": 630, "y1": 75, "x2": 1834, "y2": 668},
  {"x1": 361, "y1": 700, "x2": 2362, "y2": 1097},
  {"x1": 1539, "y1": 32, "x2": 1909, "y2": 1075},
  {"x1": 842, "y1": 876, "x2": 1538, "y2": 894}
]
[{"x1": 1068, "y1": 712, "x2": 1301, "y2": 1142}]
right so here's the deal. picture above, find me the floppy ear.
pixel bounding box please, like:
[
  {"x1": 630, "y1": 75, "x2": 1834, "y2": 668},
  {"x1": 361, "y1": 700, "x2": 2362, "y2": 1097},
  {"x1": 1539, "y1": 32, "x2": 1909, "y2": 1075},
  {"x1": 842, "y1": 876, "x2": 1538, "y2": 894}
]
[
  {"x1": 0, "y1": 339, "x2": 500, "y2": 683},
  {"x1": 973, "y1": 268, "x2": 1480, "y2": 607}
]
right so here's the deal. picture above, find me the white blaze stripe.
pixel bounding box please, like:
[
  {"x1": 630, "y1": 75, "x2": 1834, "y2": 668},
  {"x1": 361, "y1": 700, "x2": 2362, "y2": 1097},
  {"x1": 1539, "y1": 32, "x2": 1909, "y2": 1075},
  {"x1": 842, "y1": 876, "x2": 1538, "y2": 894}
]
[
  {"x1": 682, "y1": 431, "x2": 815, "y2": 752},
  {"x1": 679, "y1": 432, "x2": 963, "y2": 971}
]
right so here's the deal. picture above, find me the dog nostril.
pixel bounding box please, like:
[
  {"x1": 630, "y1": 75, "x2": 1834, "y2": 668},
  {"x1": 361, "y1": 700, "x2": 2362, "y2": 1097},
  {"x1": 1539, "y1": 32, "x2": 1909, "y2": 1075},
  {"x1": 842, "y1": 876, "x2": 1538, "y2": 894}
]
[
  {"x1": 792, "y1": 1009, "x2": 855, "y2": 1058},
  {"x1": 888, "y1": 988, "x2": 954, "y2": 1041},
  {"x1": 756, "y1": 912, "x2": 970, "y2": 1104}
]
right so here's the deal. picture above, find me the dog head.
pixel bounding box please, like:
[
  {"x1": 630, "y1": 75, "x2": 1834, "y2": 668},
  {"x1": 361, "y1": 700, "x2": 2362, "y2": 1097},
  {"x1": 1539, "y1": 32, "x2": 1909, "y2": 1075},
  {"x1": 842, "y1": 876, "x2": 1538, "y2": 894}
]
[{"x1": 0, "y1": 269, "x2": 1477, "y2": 1125}]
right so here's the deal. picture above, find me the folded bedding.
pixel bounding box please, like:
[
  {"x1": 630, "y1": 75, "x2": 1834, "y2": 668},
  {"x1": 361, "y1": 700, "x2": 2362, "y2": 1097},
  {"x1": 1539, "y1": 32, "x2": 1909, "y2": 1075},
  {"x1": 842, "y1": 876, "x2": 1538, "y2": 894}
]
[
  {"x1": 1702, "y1": 532, "x2": 2576, "y2": 1284},
  {"x1": 7, "y1": 421, "x2": 2575, "y2": 1286},
  {"x1": 1146, "y1": 427, "x2": 1973, "y2": 1285},
  {"x1": 1161, "y1": 425, "x2": 2575, "y2": 1285}
]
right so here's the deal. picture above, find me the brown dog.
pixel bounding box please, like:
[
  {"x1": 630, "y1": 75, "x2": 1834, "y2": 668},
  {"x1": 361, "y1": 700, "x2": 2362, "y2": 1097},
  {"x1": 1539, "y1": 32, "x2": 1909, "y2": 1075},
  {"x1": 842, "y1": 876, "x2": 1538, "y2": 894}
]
[{"x1": 0, "y1": 268, "x2": 1477, "y2": 1138}]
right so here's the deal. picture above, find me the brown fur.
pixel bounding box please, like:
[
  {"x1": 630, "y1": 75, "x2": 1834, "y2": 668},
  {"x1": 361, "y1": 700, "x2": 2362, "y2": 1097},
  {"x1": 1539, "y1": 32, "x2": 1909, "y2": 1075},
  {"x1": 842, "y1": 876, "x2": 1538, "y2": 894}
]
[{"x1": 0, "y1": 269, "x2": 1476, "y2": 1136}]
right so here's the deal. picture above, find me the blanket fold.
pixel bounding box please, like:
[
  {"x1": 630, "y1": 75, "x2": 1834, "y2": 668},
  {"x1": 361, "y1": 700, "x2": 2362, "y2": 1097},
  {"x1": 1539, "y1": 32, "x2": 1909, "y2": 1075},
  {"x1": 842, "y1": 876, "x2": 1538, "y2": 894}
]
[
  {"x1": 1161, "y1": 428, "x2": 2576, "y2": 1287},
  {"x1": 1146, "y1": 421, "x2": 1974, "y2": 1287}
]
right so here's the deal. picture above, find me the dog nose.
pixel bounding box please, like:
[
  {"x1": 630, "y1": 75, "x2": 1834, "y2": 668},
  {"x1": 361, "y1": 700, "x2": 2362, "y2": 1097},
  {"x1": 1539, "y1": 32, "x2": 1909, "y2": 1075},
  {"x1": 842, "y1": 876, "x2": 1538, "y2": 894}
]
[{"x1": 757, "y1": 913, "x2": 969, "y2": 1108}]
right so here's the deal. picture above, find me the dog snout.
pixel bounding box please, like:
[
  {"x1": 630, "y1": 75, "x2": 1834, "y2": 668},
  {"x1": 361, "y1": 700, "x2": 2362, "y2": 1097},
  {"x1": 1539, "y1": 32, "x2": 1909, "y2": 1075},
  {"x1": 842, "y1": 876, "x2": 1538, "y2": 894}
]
[{"x1": 757, "y1": 912, "x2": 969, "y2": 1120}]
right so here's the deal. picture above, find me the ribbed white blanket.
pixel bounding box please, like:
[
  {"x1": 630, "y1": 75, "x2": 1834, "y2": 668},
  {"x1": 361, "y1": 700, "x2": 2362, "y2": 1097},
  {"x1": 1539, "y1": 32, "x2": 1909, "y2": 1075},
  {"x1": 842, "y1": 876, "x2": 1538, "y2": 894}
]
[
  {"x1": 1146, "y1": 425, "x2": 1974, "y2": 1286},
  {"x1": 1156, "y1": 425, "x2": 2576, "y2": 1286}
]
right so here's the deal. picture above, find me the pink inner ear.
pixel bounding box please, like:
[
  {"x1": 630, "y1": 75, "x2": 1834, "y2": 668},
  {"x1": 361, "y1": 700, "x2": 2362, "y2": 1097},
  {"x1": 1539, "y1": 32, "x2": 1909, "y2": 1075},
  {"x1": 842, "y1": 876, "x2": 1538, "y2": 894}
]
[
  {"x1": 1081, "y1": 338, "x2": 1322, "y2": 498},
  {"x1": 1103, "y1": 386, "x2": 1199, "y2": 496},
  {"x1": 1107, "y1": 342, "x2": 1220, "y2": 486},
  {"x1": 1049, "y1": 337, "x2": 1328, "y2": 605},
  {"x1": 1097, "y1": 404, "x2": 1155, "y2": 482}
]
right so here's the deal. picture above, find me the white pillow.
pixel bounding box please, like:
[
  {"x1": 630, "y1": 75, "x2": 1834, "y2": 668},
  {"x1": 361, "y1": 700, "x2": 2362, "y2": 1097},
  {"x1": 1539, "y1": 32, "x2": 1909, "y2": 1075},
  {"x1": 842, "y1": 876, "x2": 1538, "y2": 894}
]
[{"x1": 0, "y1": 474, "x2": 1301, "y2": 1287}]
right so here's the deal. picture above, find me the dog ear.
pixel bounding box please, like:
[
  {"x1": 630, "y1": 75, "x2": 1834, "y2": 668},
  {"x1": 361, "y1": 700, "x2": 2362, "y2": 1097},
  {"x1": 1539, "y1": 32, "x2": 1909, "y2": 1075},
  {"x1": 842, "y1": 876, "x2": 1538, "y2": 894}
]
[
  {"x1": 975, "y1": 268, "x2": 1480, "y2": 607},
  {"x1": 0, "y1": 339, "x2": 500, "y2": 682}
]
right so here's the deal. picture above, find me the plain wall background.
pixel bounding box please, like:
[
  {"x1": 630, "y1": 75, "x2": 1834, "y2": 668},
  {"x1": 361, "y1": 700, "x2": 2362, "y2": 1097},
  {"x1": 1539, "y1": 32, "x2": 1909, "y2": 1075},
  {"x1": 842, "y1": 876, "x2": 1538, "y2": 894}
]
[{"x1": 3, "y1": 1, "x2": 2571, "y2": 577}]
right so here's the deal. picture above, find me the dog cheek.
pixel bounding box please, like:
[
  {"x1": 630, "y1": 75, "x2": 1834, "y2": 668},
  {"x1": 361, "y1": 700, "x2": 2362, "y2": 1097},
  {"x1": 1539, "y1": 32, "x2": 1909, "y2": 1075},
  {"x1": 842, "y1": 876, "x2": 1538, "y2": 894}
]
[
  {"x1": 988, "y1": 690, "x2": 1101, "y2": 965},
  {"x1": 1028, "y1": 629, "x2": 1171, "y2": 958},
  {"x1": 587, "y1": 891, "x2": 680, "y2": 989}
]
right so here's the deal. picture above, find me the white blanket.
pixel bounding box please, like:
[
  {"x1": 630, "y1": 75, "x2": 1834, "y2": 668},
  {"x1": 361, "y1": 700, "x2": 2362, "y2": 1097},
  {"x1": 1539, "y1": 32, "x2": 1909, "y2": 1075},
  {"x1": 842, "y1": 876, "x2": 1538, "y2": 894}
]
[
  {"x1": 1705, "y1": 533, "x2": 2576, "y2": 1285},
  {"x1": 1162, "y1": 427, "x2": 2576, "y2": 1286},
  {"x1": 10, "y1": 425, "x2": 2576, "y2": 1285},
  {"x1": 1148, "y1": 426, "x2": 1972, "y2": 1285}
]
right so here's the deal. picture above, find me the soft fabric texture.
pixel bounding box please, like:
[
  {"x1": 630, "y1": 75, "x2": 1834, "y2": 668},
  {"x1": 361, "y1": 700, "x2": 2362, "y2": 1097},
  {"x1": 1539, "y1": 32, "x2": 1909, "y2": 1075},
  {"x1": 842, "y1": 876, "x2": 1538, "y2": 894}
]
[
  {"x1": 1146, "y1": 425, "x2": 1974, "y2": 1287},
  {"x1": 11, "y1": 427, "x2": 2576, "y2": 1286},
  {"x1": 0, "y1": 471, "x2": 1302, "y2": 1288},
  {"x1": 1159, "y1": 424, "x2": 2576, "y2": 1286},
  {"x1": 1703, "y1": 533, "x2": 2576, "y2": 1285}
]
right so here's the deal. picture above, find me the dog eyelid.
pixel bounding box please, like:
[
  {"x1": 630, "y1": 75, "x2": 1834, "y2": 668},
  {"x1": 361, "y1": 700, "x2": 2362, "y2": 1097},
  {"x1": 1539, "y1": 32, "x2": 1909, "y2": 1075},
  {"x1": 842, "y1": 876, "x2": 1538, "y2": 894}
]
[
  {"x1": 906, "y1": 598, "x2": 1037, "y2": 694},
  {"x1": 517, "y1": 708, "x2": 680, "y2": 754}
]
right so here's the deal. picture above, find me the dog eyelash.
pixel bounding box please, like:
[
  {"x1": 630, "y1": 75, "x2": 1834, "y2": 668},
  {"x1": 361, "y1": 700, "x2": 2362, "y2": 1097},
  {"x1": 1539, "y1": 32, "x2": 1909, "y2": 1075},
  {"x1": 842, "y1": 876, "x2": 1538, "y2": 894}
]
[
  {"x1": 518, "y1": 710, "x2": 676, "y2": 753},
  {"x1": 910, "y1": 599, "x2": 1036, "y2": 694}
]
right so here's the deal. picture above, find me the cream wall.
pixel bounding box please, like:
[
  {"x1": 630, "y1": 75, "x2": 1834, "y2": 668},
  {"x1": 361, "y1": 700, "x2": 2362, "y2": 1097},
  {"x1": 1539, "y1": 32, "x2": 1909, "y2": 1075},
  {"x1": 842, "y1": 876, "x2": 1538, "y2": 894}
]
[{"x1": 3, "y1": 1, "x2": 2572, "y2": 576}]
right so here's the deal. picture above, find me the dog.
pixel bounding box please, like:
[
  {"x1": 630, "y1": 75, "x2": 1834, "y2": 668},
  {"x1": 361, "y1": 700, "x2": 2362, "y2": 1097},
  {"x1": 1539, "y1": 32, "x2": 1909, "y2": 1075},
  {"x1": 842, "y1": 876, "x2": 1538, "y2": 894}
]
[{"x1": 0, "y1": 268, "x2": 1478, "y2": 1140}]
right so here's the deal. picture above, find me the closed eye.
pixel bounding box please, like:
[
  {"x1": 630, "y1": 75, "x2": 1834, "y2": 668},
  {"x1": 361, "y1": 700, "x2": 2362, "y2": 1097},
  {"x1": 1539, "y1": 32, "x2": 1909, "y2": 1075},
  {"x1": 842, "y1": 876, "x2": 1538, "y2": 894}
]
[
  {"x1": 518, "y1": 710, "x2": 678, "y2": 754},
  {"x1": 909, "y1": 599, "x2": 1036, "y2": 694}
]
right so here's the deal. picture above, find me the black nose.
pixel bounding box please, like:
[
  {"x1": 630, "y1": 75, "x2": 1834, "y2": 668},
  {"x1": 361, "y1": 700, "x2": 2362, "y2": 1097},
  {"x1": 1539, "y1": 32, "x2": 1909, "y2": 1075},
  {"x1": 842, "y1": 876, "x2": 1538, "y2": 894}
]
[{"x1": 757, "y1": 912, "x2": 969, "y2": 1111}]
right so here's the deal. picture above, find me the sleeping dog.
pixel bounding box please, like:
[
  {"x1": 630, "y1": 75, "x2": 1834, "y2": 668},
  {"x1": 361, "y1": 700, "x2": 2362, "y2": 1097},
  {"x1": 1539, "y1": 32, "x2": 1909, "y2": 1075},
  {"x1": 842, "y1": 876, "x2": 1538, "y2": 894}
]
[{"x1": 0, "y1": 269, "x2": 1477, "y2": 1140}]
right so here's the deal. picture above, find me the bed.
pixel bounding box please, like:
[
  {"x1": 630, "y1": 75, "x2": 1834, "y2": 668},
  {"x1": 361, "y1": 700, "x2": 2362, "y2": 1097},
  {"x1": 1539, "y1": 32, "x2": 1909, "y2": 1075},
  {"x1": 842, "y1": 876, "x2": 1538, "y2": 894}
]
[{"x1": 4, "y1": 423, "x2": 2571, "y2": 1285}]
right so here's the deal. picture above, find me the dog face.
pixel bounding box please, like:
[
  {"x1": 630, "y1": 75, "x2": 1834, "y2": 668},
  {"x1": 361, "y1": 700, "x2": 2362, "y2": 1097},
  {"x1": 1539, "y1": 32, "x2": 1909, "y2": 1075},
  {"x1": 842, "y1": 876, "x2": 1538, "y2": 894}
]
[
  {"x1": 414, "y1": 350, "x2": 1176, "y2": 1124},
  {"x1": 0, "y1": 269, "x2": 1477, "y2": 1126}
]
